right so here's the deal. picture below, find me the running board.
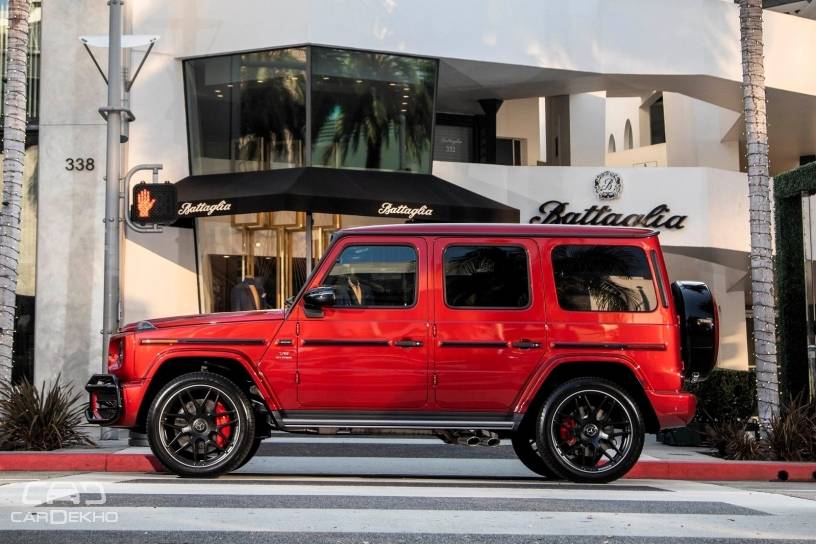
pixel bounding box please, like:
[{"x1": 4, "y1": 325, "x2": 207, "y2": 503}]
[{"x1": 278, "y1": 414, "x2": 518, "y2": 431}]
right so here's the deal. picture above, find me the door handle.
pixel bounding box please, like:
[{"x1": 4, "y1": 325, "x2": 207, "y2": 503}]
[
  {"x1": 393, "y1": 339, "x2": 423, "y2": 348},
  {"x1": 510, "y1": 340, "x2": 541, "y2": 349}
]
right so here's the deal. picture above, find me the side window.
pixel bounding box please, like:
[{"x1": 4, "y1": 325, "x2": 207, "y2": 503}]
[
  {"x1": 444, "y1": 245, "x2": 530, "y2": 308},
  {"x1": 320, "y1": 245, "x2": 417, "y2": 307},
  {"x1": 551, "y1": 245, "x2": 657, "y2": 312}
]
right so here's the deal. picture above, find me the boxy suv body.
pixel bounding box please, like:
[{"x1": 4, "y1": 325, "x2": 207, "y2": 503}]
[{"x1": 86, "y1": 224, "x2": 718, "y2": 482}]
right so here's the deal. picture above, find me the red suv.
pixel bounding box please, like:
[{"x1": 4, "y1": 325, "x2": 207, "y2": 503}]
[{"x1": 86, "y1": 224, "x2": 717, "y2": 482}]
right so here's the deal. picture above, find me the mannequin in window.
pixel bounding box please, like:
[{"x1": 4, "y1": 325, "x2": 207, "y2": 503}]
[
  {"x1": 333, "y1": 274, "x2": 372, "y2": 306},
  {"x1": 230, "y1": 276, "x2": 268, "y2": 311}
]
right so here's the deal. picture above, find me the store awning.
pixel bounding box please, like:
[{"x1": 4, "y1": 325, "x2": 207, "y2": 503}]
[{"x1": 173, "y1": 167, "x2": 519, "y2": 223}]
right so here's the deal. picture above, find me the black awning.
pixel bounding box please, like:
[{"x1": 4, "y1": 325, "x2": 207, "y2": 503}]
[{"x1": 173, "y1": 167, "x2": 519, "y2": 223}]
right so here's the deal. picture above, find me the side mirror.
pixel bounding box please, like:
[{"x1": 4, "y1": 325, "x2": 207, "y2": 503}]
[{"x1": 303, "y1": 286, "x2": 335, "y2": 316}]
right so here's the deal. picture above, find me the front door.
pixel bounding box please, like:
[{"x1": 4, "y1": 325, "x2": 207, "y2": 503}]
[
  {"x1": 296, "y1": 237, "x2": 430, "y2": 410},
  {"x1": 432, "y1": 238, "x2": 546, "y2": 411}
]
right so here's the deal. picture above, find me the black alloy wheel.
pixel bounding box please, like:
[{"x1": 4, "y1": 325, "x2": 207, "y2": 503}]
[
  {"x1": 535, "y1": 377, "x2": 644, "y2": 483},
  {"x1": 511, "y1": 432, "x2": 562, "y2": 480},
  {"x1": 147, "y1": 372, "x2": 255, "y2": 478}
]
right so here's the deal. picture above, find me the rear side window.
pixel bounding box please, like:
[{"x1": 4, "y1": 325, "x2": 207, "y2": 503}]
[
  {"x1": 321, "y1": 245, "x2": 417, "y2": 307},
  {"x1": 444, "y1": 245, "x2": 530, "y2": 308},
  {"x1": 551, "y1": 245, "x2": 657, "y2": 312}
]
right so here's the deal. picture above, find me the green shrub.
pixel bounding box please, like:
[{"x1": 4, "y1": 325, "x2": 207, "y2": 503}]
[
  {"x1": 687, "y1": 369, "x2": 757, "y2": 426},
  {"x1": 0, "y1": 376, "x2": 95, "y2": 451},
  {"x1": 768, "y1": 395, "x2": 816, "y2": 462}
]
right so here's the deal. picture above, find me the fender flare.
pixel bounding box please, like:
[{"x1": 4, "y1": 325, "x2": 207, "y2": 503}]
[
  {"x1": 512, "y1": 353, "x2": 653, "y2": 414},
  {"x1": 143, "y1": 347, "x2": 282, "y2": 411}
]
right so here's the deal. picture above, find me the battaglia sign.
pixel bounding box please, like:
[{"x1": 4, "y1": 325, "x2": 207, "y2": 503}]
[
  {"x1": 529, "y1": 200, "x2": 687, "y2": 230},
  {"x1": 178, "y1": 200, "x2": 233, "y2": 216},
  {"x1": 378, "y1": 202, "x2": 434, "y2": 219}
]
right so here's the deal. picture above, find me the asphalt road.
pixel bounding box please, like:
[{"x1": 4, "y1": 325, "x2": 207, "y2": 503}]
[{"x1": 0, "y1": 436, "x2": 814, "y2": 543}]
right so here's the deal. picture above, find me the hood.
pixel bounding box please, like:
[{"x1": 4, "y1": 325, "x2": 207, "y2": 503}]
[{"x1": 119, "y1": 309, "x2": 286, "y2": 332}]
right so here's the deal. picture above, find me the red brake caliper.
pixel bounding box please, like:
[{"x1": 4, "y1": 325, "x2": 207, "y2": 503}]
[
  {"x1": 559, "y1": 417, "x2": 578, "y2": 446},
  {"x1": 214, "y1": 401, "x2": 232, "y2": 448}
]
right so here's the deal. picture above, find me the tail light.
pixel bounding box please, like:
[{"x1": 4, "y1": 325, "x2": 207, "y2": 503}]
[{"x1": 107, "y1": 337, "x2": 124, "y2": 372}]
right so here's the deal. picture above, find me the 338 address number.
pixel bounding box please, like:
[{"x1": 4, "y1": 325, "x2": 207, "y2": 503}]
[{"x1": 65, "y1": 158, "x2": 95, "y2": 171}]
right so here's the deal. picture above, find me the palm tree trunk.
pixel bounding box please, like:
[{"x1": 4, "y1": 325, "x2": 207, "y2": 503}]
[
  {"x1": 0, "y1": 0, "x2": 31, "y2": 384},
  {"x1": 740, "y1": 0, "x2": 780, "y2": 430}
]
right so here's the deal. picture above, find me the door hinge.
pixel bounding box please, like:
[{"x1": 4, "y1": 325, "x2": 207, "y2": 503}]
[
  {"x1": 432, "y1": 323, "x2": 437, "y2": 337},
  {"x1": 432, "y1": 373, "x2": 438, "y2": 387},
  {"x1": 296, "y1": 322, "x2": 301, "y2": 336},
  {"x1": 295, "y1": 370, "x2": 300, "y2": 384}
]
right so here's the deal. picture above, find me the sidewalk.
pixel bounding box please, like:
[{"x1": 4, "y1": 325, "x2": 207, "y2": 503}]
[{"x1": 1, "y1": 433, "x2": 815, "y2": 481}]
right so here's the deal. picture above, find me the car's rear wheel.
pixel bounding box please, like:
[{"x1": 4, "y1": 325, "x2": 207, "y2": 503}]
[
  {"x1": 147, "y1": 372, "x2": 255, "y2": 478},
  {"x1": 535, "y1": 377, "x2": 644, "y2": 483},
  {"x1": 511, "y1": 432, "x2": 562, "y2": 479}
]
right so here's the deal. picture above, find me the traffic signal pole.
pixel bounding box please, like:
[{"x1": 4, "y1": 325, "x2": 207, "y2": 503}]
[{"x1": 101, "y1": 0, "x2": 123, "y2": 366}]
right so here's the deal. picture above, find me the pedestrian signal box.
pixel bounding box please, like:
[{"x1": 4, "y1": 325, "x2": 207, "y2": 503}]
[{"x1": 131, "y1": 182, "x2": 178, "y2": 225}]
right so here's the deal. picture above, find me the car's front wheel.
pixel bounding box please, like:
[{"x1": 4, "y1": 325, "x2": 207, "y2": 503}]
[
  {"x1": 147, "y1": 372, "x2": 255, "y2": 478},
  {"x1": 535, "y1": 377, "x2": 644, "y2": 483}
]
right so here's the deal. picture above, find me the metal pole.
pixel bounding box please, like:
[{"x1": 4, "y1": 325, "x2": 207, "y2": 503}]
[
  {"x1": 102, "y1": 0, "x2": 123, "y2": 365},
  {"x1": 305, "y1": 212, "x2": 313, "y2": 275}
]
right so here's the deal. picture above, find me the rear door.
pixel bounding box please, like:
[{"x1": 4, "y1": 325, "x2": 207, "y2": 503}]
[
  {"x1": 542, "y1": 239, "x2": 672, "y2": 385},
  {"x1": 431, "y1": 238, "x2": 546, "y2": 411}
]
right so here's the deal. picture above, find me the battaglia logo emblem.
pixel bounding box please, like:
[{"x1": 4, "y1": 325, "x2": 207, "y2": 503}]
[
  {"x1": 178, "y1": 200, "x2": 232, "y2": 216},
  {"x1": 594, "y1": 171, "x2": 622, "y2": 200},
  {"x1": 529, "y1": 200, "x2": 687, "y2": 230},
  {"x1": 378, "y1": 202, "x2": 434, "y2": 219}
]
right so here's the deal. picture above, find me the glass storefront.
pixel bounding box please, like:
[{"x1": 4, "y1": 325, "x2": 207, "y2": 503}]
[
  {"x1": 195, "y1": 212, "x2": 404, "y2": 312},
  {"x1": 186, "y1": 46, "x2": 438, "y2": 312},
  {"x1": 184, "y1": 46, "x2": 437, "y2": 176}
]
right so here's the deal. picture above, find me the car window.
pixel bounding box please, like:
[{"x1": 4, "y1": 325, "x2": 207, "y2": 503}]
[
  {"x1": 551, "y1": 245, "x2": 657, "y2": 312},
  {"x1": 321, "y1": 245, "x2": 417, "y2": 307},
  {"x1": 444, "y1": 245, "x2": 530, "y2": 308}
]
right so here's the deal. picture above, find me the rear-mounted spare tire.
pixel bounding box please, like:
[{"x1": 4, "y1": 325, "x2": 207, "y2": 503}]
[{"x1": 671, "y1": 281, "x2": 719, "y2": 382}]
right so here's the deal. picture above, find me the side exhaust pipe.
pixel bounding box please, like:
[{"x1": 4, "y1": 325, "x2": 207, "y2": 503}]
[
  {"x1": 478, "y1": 431, "x2": 501, "y2": 447},
  {"x1": 457, "y1": 433, "x2": 481, "y2": 446}
]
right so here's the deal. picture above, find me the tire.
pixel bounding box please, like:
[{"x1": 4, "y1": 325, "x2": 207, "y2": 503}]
[
  {"x1": 511, "y1": 432, "x2": 562, "y2": 479},
  {"x1": 535, "y1": 377, "x2": 644, "y2": 483},
  {"x1": 236, "y1": 438, "x2": 263, "y2": 469},
  {"x1": 147, "y1": 372, "x2": 256, "y2": 478}
]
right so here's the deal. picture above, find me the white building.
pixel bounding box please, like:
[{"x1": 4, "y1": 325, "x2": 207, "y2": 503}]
[{"x1": 22, "y1": 0, "x2": 816, "y2": 386}]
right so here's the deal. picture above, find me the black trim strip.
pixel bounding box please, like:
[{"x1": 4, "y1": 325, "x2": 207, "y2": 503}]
[
  {"x1": 301, "y1": 339, "x2": 390, "y2": 347},
  {"x1": 334, "y1": 229, "x2": 658, "y2": 241},
  {"x1": 551, "y1": 341, "x2": 667, "y2": 351},
  {"x1": 139, "y1": 338, "x2": 266, "y2": 346},
  {"x1": 440, "y1": 341, "x2": 507, "y2": 348},
  {"x1": 650, "y1": 250, "x2": 669, "y2": 308}
]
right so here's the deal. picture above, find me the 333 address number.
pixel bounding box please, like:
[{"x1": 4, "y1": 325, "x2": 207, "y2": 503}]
[{"x1": 65, "y1": 158, "x2": 95, "y2": 171}]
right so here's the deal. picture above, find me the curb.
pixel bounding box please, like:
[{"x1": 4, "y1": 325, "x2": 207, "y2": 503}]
[{"x1": 1, "y1": 453, "x2": 815, "y2": 481}]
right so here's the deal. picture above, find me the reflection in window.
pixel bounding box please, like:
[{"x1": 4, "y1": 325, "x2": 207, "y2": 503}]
[
  {"x1": 552, "y1": 245, "x2": 657, "y2": 312},
  {"x1": 321, "y1": 245, "x2": 417, "y2": 307},
  {"x1": 444, "y1": 246, "x2": 530, "y2": 308},
  {"x1": 185, "y1": 48, "x2": 307, "y2": 175},
  {"x1": 311, "y1": 47, "x2": 436, "y2": 173}
]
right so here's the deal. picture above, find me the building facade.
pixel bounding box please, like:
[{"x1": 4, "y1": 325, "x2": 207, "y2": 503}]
[{"x1": 33, "y1": 0, "x2": 816, "y2": 387}]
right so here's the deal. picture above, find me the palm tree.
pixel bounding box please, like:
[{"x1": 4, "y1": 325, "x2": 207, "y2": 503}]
[
  {"x1": 740, "y1": 0, "x2": 780, "y2": 431},
  {"x1": 0, "y1": 0, "x2": 30, "y2": 384}
]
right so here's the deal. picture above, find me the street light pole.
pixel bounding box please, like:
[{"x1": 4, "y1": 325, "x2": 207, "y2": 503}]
[{"x1": 102, "y1": 0, "x2": 123, "y2": 365}]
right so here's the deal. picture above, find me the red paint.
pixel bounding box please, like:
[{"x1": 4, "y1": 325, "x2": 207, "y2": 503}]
[
  {"x1": 3, "y1": 451, "x2": 815, "y2": 481},
  {"x1": 91, "y1": 224, "x2": 699, "y2": 434}
]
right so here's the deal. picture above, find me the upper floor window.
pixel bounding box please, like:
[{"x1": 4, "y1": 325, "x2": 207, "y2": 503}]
[
  {"x1": 444, "y1": 245, "x2": 530, "y2": 308},
  {"x1": 623, "y1": 120, "x2": 633, "y2": 150},
  {"x1": 184, "y1": 46, "x2": 438, "y2": 176},
  {"x1": 320, "y1": 245, "x2": 417, "y2": 307},
  {"x1": 649, "y1": 97, "x2": 666, "y2": 145},
  {"x1": 551, "y1": 245, "x2": 657, "y2": 312},
  {"x1": 608, "y1": 134, "x2": 616, "y2": 153}
]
